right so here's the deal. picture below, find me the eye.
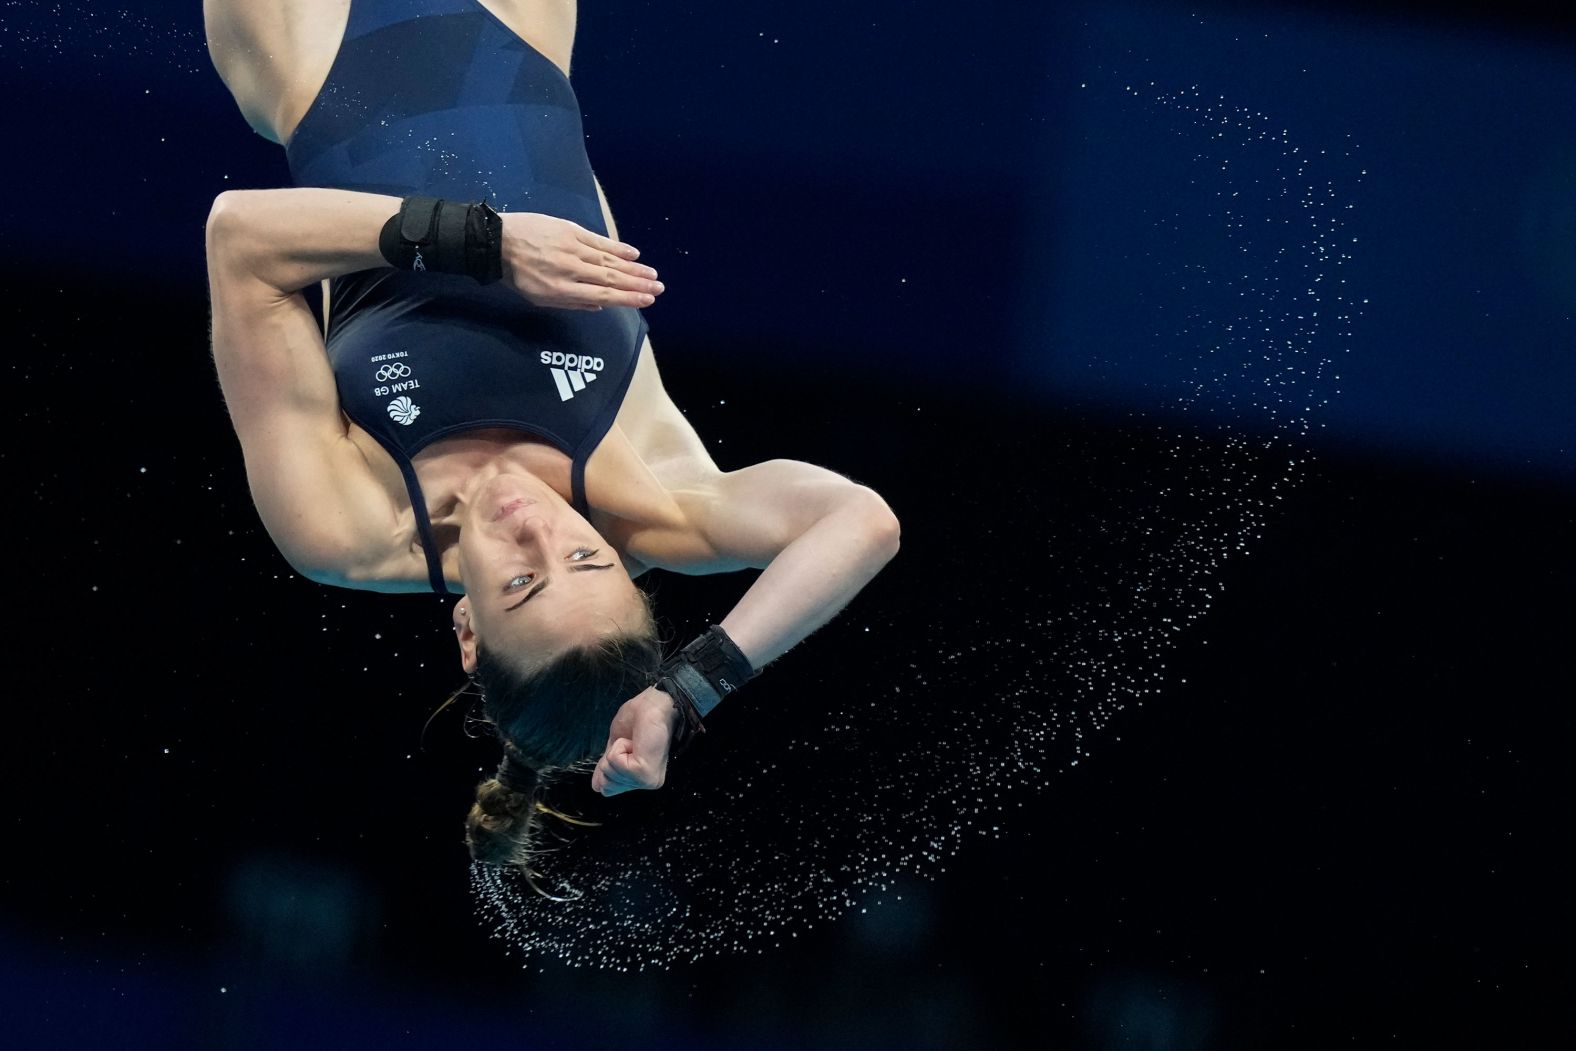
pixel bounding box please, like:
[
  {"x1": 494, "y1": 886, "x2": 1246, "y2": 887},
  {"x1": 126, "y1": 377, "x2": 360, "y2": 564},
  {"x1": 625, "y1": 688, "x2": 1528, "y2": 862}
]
[
  {"x1": 570, "y1": 548, "x2": 599, "y2": 561},
  {"x1": 506, "y1": 573, "x2": 534, "y2": 590}
]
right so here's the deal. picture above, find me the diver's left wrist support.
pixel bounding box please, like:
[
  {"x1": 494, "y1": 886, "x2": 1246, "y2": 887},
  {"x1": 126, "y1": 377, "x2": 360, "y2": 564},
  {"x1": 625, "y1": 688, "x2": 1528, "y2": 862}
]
[{"x1": 656, "y1": 625, "x2": 756, "y2": 753}]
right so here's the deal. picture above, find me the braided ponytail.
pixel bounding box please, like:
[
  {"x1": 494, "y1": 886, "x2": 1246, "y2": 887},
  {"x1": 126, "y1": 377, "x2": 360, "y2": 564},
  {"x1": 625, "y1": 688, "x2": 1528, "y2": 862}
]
[{"x1": 459, "y1": 593, "x2": 663, "y2": 894}]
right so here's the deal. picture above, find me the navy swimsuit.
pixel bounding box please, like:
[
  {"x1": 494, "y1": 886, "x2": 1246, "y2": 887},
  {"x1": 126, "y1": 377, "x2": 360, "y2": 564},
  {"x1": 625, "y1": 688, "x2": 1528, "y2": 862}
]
[{"x1": 284, "y1": 0, "x2": 647, "y2": 594}]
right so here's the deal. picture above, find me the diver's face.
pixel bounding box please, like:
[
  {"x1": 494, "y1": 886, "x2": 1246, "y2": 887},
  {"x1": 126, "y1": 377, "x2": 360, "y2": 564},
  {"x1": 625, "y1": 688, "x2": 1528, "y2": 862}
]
[{"x1": 452, "y1": 473, "x2": 642, "y2": 674}]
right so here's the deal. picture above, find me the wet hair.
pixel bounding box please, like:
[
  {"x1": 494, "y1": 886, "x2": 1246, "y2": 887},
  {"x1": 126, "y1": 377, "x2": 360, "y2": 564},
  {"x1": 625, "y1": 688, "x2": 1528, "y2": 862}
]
[{"x1": 463, "y1": 590, "x2": 662, "y2": 895}]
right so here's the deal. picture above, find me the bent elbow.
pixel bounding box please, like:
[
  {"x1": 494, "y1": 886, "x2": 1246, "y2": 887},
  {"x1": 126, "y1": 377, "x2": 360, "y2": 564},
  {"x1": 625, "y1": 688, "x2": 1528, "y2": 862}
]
[
  {"x1": 205, "y1": 191, "x2": 258, "y2": 278},
  {"x1": 875, "y1": 508, "x2": 901, "y2": 562},
  {"x1": 205, "y1": 191, "x2": 244, "y2": 250},
  {"x1": 853, "y1": 487, "x2": 901, "y2": 561}
]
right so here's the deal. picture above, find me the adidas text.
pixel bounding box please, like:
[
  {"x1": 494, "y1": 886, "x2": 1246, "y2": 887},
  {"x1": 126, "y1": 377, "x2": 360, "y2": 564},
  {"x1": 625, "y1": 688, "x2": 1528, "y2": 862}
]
[{"x1": 540, "y1": 351, "x2": 605, "y2": 372}]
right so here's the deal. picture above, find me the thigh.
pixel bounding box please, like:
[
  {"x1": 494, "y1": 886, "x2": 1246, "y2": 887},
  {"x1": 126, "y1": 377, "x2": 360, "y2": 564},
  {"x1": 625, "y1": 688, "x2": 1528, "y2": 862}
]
[{"x1": 204, "y1": 0, "x2": 352, "y2": 145}]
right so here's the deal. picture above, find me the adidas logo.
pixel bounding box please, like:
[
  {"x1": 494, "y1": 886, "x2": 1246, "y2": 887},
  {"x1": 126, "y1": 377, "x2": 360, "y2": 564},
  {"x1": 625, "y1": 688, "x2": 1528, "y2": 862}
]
[{"x1": 540, "y1": 351, "x2": 604, "y2": 401}]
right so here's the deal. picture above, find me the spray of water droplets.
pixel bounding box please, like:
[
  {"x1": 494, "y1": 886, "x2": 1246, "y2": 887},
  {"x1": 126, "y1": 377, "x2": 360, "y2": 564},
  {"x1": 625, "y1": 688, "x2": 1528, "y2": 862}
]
[
  {"x1": 0, "y1": 3, "x2": 207, "y2": 74},
  {"x1": 471, "y1": 80, "x2": 1366, "y2": 971}
]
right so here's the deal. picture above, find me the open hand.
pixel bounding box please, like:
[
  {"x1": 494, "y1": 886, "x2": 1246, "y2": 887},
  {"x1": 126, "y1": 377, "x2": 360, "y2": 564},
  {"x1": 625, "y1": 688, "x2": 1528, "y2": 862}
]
[
  {"x1": 499, "y1": 212, "x2": 664, "y2": 311},
  {"x1": 590, "y1": 685, "x2": 679, "y2": 797}
]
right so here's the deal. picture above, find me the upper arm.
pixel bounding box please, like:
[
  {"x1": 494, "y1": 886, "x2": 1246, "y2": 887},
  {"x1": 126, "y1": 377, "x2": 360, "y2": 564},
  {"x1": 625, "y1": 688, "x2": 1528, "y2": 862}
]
[
  {"x1": 206, "y1": 197, "x2": 401, "y2": 582},
  {"x1": 647, "y1": 461, "x2": 898, "y2": 574}
]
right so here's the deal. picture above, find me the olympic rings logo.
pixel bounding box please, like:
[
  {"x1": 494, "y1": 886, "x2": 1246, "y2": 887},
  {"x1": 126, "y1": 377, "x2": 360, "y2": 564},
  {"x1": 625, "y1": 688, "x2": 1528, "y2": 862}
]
[{"x1": 375, "y1": 363, "x2": 413, "y2": 382}]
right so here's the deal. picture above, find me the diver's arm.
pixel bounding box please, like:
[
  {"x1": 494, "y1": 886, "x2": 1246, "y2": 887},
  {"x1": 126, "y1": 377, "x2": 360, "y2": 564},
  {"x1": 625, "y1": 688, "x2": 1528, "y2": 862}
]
[
  {"x1": 705, "y1": 467, "x2": 900, "y2": 670},
  {"x1": 207, "y1": 187, "x2": 660, "y2": 308},
  {"x1": 647, "y1": 462, "x2": 902, "y2": 668},
  {"x1": 205, "y1": 194, "x2": 415, "y2": 584},
  {"x1": 591, "y1": 467, "x2": 897, "y2": 797},
  {"x1": 210, "y1": 188, "x2": 399, "y2": 293}
]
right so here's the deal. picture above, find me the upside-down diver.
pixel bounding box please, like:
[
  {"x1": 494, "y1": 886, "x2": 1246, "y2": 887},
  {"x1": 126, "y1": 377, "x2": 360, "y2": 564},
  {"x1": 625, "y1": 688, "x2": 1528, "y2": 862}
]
[{"x1": 203, "y1": 0, "x2": 899, "y2": 887}]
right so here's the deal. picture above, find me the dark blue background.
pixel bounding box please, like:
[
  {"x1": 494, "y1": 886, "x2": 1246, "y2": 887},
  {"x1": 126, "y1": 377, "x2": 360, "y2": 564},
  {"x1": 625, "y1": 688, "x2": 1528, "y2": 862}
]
[{"x1": 1, "y1": 2, "x2": 1572, "y2": 1048}]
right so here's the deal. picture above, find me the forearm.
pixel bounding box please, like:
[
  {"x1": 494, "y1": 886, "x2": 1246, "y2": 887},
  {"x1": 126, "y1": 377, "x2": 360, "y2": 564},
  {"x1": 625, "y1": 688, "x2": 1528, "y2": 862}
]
[
  {"x1": 717, "y1": 495, "x2": 900, "y2": 671},
  {"x1": 598, "y1": 489, "x2": 898, "y2": 797},
  {"x1": 207, "y1": 188, "x2": 402, "y2": 295}
]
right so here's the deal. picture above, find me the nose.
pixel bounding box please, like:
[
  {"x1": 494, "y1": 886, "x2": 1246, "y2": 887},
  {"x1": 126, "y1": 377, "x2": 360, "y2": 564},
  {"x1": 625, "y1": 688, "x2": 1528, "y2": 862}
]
[{"x1": 511, "y1": 513, "x2": 553, "y2": 541}]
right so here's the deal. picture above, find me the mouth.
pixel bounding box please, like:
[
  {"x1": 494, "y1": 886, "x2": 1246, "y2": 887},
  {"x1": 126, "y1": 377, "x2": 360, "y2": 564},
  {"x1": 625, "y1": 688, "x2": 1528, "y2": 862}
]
[{"x1": 493, "y1": 498, "x2": 537, "y2": 522}]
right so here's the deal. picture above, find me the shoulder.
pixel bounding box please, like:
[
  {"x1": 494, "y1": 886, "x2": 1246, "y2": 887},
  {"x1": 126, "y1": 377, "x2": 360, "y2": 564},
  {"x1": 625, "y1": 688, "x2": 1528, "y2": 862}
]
[
  {"x1": 610, "y1": 336, "x2": 721, "y2": 485},
  {"x1": 264, "y1": 431, "x2": 427, "y2": 588}
]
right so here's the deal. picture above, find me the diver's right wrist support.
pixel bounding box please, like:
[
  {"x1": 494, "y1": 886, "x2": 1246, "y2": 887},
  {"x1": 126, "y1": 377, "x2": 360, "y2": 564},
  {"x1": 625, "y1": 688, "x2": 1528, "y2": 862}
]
[{"x1": 378, "y1": 195, "x2": 503, "y2": 284}]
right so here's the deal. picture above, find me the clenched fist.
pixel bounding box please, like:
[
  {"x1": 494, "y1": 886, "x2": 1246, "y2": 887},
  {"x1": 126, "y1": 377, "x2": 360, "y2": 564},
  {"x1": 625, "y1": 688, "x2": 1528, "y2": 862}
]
[{"x1": 591, "y1": 684, "x2": 681, "y2": 797}]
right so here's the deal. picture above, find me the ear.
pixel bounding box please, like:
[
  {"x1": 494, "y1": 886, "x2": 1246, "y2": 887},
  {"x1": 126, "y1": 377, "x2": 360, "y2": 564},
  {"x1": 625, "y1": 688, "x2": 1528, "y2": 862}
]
[{"x1": 452, "y1": 597, "x2": 478, "y2": 674}]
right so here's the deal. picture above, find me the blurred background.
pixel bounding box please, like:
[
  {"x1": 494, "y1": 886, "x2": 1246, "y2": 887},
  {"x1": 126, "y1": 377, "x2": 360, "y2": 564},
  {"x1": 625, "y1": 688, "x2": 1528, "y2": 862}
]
[{"x1": 1, "y1": 0, "x2": 1571, "y2": 1046}]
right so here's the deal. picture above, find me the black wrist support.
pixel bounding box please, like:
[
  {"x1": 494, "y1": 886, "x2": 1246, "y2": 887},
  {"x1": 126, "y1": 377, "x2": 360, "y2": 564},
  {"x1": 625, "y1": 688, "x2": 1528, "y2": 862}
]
[
  {"x1": 656, "y1": 625, "x2": 756, "y2": 754},
  {"x1": 377, "y1": 195, "x2": 503, "y2": 284}
]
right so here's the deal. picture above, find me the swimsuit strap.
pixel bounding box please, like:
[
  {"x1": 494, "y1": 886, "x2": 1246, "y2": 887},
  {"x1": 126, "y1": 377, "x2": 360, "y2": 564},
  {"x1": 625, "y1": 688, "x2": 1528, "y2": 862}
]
[
  {"x1": 571, "y1": 456, "x2": 589, "y2": 518},
  {"x1": 397, "y1": 455, "x2": 452, "y2": 595}
]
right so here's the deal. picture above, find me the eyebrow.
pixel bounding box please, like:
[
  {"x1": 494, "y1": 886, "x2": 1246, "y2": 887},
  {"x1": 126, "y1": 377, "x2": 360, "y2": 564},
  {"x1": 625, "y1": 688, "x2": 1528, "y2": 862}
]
[{"x1": 505, "y1": 564, "x2": 616, "y2": 611}]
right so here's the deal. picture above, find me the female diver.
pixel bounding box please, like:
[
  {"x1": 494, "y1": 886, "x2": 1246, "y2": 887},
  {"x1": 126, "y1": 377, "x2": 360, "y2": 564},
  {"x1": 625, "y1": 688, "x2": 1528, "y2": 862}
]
[{"x1": 201, "y1": 0, "x2": 900, "y2": 881}]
